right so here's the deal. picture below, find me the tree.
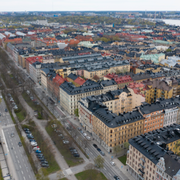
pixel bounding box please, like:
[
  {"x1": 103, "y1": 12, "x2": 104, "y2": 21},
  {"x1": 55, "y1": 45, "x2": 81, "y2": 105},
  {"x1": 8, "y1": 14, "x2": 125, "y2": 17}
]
[
  {"x1": 124, "y1": 142, "x2": 129, "y2": 149},
  {"x1": 166, "y1": 48, "x2": 172, "y2": 52},
  {"x1": 74, "y1": 108, "x2": 79, "y2": 117},
  {"x1": 94, "y1": 155, "x2": 104, "y2": 169},
  {"x1": 113, "y1": 145, "x2": 122, "y2": 157},
  {"x1": 93, "y1": 75, "x2": 100, "y2": 81}
]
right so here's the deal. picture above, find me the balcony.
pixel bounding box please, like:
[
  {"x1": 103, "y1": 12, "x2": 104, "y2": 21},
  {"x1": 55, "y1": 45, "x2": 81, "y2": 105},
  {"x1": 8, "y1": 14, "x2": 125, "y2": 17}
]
[
  {"x1": 140, "y1": 158, "x2": 146, "y2": 163},
  {"x1": 139, "y1": 163, "x2": 145, "y2": 169},
  {"x1": 137, "y1": 173, "x2": 144, "y2": 180},
  {"x1": 138, "y1": 169, "x2": 145, "y2": 175}
]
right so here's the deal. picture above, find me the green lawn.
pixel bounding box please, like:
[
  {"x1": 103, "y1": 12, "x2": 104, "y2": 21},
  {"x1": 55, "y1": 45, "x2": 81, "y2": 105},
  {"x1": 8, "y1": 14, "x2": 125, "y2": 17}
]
[
  {"x1": 46, "y1": 123, "x2": 83, "y2": 167},
  {"x1": 118, "y1": 155, "x2": 127, "y2": 165},
  {"x1": 22, "y1": 124, "x2": 60, "y2": 175},
  {"x1": 22, "y1": 92, "x2": 43, "y2": 112},
  {"x1": 75, "y1": 169, "x2": 107, "y2": 180},
  {"x1": 15, "y1": 109, "x2": 26, "y2": 122}
]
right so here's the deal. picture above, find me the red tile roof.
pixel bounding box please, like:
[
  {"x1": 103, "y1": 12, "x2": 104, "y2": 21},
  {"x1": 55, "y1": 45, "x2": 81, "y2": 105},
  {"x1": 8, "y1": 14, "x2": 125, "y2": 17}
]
[
  {"x1": 104, "y1": 73, "x2": 133, "y2": 84},
  {"x1": 53, "y1": 74, "x2": 65, "y2": 86},
  {"x1": 26, "y1": 56, "x2": 43, "y2": 64},
  {"x1": 74, "y1": 77, "x2": 86, "y2": 86}
]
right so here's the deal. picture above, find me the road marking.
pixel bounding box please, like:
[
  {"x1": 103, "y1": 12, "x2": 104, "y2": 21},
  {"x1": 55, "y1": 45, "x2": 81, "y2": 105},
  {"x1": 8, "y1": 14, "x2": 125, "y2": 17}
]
[
  {"x1": 108, "y1": 173, "x2": 111, "y2": 176},
  {"x1": 16, "y1": 155, "x2": 18, "y2": 158},
  {"x1": 29, "y1": 175, "x2": 31, "y2": 178},
  {"x1": 21, "y1": 171, "x2": 23, "y2": 174},
  {"x1": 18, "y1": 160, "x2": 19, "y2": 163},
  {"x1": 104, "y1": 167, "x2": 106, "y2": 170},
  {"x1": 19, "y1": 165, "x2": 21, "y2": 169},
  {"x1": 1, "y1": 129, "x2": 9, "y2": 152},
  {"x1": 23, "y1": 177, "x2": 26, "y2": 180}
]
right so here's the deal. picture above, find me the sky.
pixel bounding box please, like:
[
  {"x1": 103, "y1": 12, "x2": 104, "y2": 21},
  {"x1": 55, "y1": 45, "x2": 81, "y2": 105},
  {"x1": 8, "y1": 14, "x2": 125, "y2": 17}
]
[{"x1": 0, "y1": 0, "x2": 180, "y2": 12}]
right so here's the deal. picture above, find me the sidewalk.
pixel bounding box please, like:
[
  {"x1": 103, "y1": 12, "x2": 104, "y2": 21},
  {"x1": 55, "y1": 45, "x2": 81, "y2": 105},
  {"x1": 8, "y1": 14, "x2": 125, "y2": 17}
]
[{"x1": 18, "y1": 95, "x2": 78, "y2": 180}]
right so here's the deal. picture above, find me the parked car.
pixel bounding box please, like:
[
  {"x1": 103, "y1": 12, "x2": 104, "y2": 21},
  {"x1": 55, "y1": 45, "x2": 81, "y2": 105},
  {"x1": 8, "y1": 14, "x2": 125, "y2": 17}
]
[
  {"x1": 36, "y1": 150, "x2": 41, "y2": 153},
  {"x1": 110, "y1": 161, "x2": 115, "y2": 166},
  {"x1": 97, "y1": 148, "x2": 101, "y2": 152},
  {"x1": 63, "y1": 140, "x2": 69, "y2": 144},
  {"x1": 5, "y1": 109, "x2": 8, "y2": 112},
  {"x1": 93, "y1": 144, "x2": 98, "y2": 148},
  {"x1": 18, "y1": 142, "x2": 22, "y2": 147},
  {"x1": 100, "y1": 151, "x2": 105, "y2": 156},
  {"x1": 27, "y1": 135, "x2": 34, "y2": 139},
  {"x1": 24, "y1": 128, "x2": 29, "y2": 131},
  {"x1": 10, "y1": 133, "x2": 14, "y2": 138},
  {"x1": 86, "y1": 136, "x2": 91, "y2": 140},
  {"x1": 114, "y1": 175, "x2": 120, "y2": 180},
  {"x1": 38, "y1": 157, "x2": 45, "y2": 161},
  {"x1": 78, "y1": 127, "x2": 81, "y2": 131},
  {"x1": 41, "y1": 161, "x2": 48, "y2": 165},
  {"x1": 41, "y1": 163, "x2": 49, "y2": 167},
  {"x1": 83, "y1": 133, "x2": 87, "y2": 137},
  {"x1": 31, "y1": 142, "x2": 37, "y2": 146},
  {"x1": 73, "y1": 154, "x2": 80, "y2": 157},
  {"x1": 33, "y1": 147, "x2": 40, "y2": 151}
]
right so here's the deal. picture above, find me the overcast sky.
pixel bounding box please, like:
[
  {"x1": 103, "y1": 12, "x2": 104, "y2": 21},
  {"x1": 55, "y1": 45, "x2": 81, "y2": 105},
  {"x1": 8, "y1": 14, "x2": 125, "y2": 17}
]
[{"x1": 1, "y1": 0, "x2": 179, "y2": 11}]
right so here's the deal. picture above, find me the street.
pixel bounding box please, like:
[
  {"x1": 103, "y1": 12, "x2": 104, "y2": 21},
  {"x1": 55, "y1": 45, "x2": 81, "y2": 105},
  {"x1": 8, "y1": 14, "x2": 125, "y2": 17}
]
[
  {"x1": 0, "y1": 95, "x2": 36, "y2": 180},
  {"x1": 33, "y1": 85, "x2": 130, "y2": 180}
]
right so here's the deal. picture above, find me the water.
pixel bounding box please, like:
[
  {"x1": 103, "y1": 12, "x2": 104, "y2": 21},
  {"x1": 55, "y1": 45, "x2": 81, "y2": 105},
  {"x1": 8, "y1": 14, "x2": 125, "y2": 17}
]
[
  {"x1": 144, "y1": 18, "x2": 180, "y2": 26},
  {"x1": 162, "y1": 19, "x2": 180, "y2": 26}
]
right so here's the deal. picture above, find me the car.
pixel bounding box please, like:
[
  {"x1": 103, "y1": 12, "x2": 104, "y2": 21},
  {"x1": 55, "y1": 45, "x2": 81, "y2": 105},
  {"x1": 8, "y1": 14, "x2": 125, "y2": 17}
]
[
  {"x1": 40, "y1": 160, "x2": 48, "y2": 164},
  {"x1": 80, "y1": 130, "x2": 83, "y2": 134},
  {"x1": 5, "y1": 109, "x2": 8, "y2": 112},
  {"x1": 41, "y1": 163, "x2": 49, "y2": 167},
  {"x1": 0, "y1": 96, "x2": 2, "y2": 99},
  {"x1": 39, "y1": 157, "x2": 45, "y2": 161},
  {"x1": 36, "y1": 150, "x2": 41, "y2": 153},
  {"x1": 10, "y1": 133, "x2": 15, "y2": 137},
  {"x1": 71, "y1": 151, "x2": 78, "y2": 155},
  {"x1": 33, "y1": 147, "x2": 40, "y2": 151},
  {"x1": 86, "y1": 136, "x2": 91, "y2": 140},
  {"x1": 18, "y1": 142, "x2": 22, "y2": 147},
  {"x1": 78, "y1": 127, "x2": 81, "y2": 131},
  {"x1": 70, "y1": 149, "x2": 77, "y2": 152},
  {"x1": 69, "y1": 147, "x2": 75, "y2": 150},
  {"x1": 63, "y1": 140, "x2": 69, "y2": 144},
  {"x1": 13, "y1": 106, "x2": 18, "y2": 110},
  {"x1": 110, "y1": 161, "x2": 115, "y2": 166},
  {"x1": 73, "y1": 154, "x2": 80, "y2": 157},
  {"x1": 114, "y1": 175, "x2": 120, "y2": 180},
  {"x1": 29, "y1": 139, "x2": 36, "y2": 142},
  {"x1": 37, "y1": 155, "x2": 44, "y2": 159},
  {"x1": 100, "y1": 151, "x2": 105, "y2": 156},
  {"x1": 31, "y1": 142, "x2": 37, "y2": 146},
  {"x1": 25, "y1": 131, "x2": 31, "y2": 134},
  {"x1": 97, "y1": 148, "x2": 101, "y2": 152},
  {"x1": 24, "y1": 128, "x2": 29, "y2": 131},
  {"x1": 93, "y1": 144, "x2": 98, "y2": 148},
  {"x1": 83, "y1": 133, "x2": 87, "y2": 137},
  {"x1": 58, "y1": 134, "x2": 63, "y2": 137},
  {"x1": 27, "y1": 135, "x2": 34, "y2": 139}
]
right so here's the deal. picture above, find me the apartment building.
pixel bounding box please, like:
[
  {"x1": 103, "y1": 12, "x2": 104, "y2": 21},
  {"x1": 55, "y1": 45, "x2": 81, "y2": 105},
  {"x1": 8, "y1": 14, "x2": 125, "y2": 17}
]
[
  {"x1": 127, "y1": 124, "x2": 180, "y2": 180},
  {"x1": 79, "y1": 99, "x2": 144, "y2": 152},
  {"x1": 104, "y1": 73, "x2": 133, "y2": 89},
  {"x1": 60, "y1": 80, "x2": 103, "y2": 115},
  {"x1": 144, "y1": 79, "x2": 173, "y2": 104},
  {"x1": 47, "y1": 73, "x2": 65, "y2": 103},
  {"x1": 135, "y1": 64, "x2": 162, "y2": 74},
  {"x1": 139, "y1": 103, "x2": 164, "y2": 134},
  {"x1": 83, "y1": 60, "x2": 130, "y2": 79}
]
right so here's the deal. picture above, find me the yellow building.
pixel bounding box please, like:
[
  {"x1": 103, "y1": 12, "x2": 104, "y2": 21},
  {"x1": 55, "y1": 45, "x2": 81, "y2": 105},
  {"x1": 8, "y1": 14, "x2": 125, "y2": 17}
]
[
  {"x1": 144, "y1": 79, "x2": 173, "y2": 104},
  {"x1": 135, "y1": 65, "x2": 162, "y2": 74},
  {"x1": 79, "y1": 99, "x2": 144, "y2": 152}
]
